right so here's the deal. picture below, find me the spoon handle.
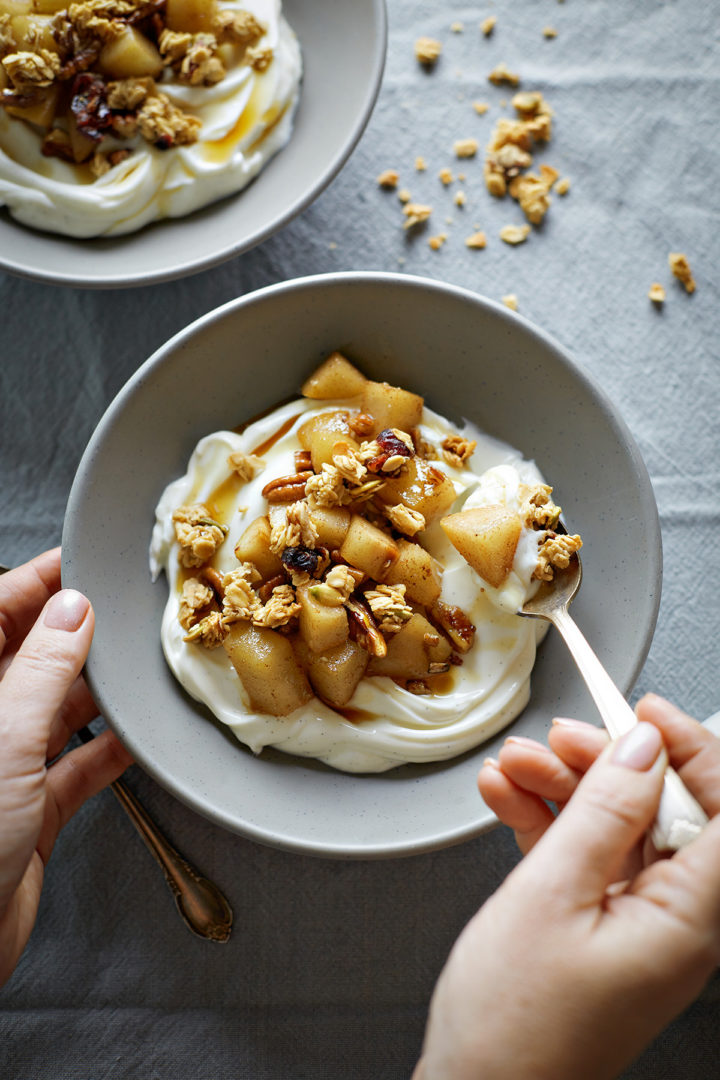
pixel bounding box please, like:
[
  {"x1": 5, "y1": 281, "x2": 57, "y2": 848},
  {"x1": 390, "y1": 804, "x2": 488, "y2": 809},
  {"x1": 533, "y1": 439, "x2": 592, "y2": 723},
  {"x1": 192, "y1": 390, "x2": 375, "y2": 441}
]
[
  {"x1": 109, "y1": 776, "x2": 233, "y2": 942},
  {"x1": 75, "y1": 726, "x2": 232, "y2": 941},
  {"x1": 551, "y1": 607, "x2": 709, "y2": 852}
]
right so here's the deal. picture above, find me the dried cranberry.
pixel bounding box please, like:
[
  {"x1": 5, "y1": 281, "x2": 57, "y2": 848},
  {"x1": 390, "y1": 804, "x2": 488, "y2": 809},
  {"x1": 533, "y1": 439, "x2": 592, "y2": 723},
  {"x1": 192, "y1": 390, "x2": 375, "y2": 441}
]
[
  {"x1": 70, "y1": 73, "x2": 112, "y2": 141},
  {"x1": 377, "y1": 429, "x2": 413, "y2": 455},
  {"x1": 281, "y1": 546, "x2": 320, "y2": 576},
  {"x1": 366, "y1": 429, "x2": 414, "y2": 474}
]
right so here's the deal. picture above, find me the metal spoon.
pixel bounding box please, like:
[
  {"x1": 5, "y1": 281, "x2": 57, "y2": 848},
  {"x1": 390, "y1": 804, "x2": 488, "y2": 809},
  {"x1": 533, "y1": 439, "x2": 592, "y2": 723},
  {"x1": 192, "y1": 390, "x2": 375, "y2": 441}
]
[
  {"x1": 520, "y1": 546, "x2": 708, "y2": 852},
  {"x1": 0, "y1": 562, "x2": 232, "y2": 941},
  {"x1": 76, "y1": 726, "x2": 233, "y2": 942}
]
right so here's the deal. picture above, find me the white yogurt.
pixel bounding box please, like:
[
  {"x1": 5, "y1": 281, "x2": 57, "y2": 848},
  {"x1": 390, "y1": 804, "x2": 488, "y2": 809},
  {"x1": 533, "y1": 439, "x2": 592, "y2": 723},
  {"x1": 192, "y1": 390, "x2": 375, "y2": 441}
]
[
  {"x1": 150, "y1": 398, "x2": 549, "y2": 773},
  {"x1": 0, "y1": 0, "x2": 301, "y2": 236}
]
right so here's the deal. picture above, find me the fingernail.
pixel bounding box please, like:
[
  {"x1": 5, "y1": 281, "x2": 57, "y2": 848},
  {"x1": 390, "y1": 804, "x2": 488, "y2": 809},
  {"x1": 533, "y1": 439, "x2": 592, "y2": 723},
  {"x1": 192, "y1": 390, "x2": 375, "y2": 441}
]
[
  {"x1": 44, "y1": 590, "x2": 90, "y2": 632},
  {"x1": 482, "y1": 757, "x2": 500, "y2": 769},
  {"x1": 611, "y1": 722, "x2": 663, "y2": 771},
  {"x1": 552, "y1": 717, "x2": 586, "y2": 728},
  {"x1": 505, "y1": 736, "x2": 551, "y2": 752}
]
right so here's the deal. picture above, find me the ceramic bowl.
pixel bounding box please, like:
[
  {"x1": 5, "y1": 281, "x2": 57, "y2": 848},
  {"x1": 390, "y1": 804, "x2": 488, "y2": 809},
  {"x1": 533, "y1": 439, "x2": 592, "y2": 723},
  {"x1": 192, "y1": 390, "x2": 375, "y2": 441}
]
[
  {"x1": 62, "y1": 272, "x2": 662, "y2": 857},
  {"x1": 0, "y1": 0, "x2": 386, "y2": 288}
]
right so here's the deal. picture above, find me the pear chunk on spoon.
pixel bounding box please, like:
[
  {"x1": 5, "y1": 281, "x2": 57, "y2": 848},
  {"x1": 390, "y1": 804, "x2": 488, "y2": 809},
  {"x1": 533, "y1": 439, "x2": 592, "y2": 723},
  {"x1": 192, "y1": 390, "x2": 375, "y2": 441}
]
[{"x1": 520, "y1": 539, "x2": 708, "y2": 852}]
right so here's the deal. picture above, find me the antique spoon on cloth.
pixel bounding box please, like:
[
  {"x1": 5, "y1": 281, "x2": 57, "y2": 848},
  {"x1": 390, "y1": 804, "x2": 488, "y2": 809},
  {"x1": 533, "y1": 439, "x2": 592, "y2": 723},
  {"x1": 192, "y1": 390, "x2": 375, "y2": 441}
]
[
  {"x1": 76, "y1": 726, "x2": 233, "y2": 943},
  {"x1": 520, "y1": 545, "x2": 708, "y2": 852},
  {"x1": 0, "y1": 563, "x2": 232, "y2": 942}
]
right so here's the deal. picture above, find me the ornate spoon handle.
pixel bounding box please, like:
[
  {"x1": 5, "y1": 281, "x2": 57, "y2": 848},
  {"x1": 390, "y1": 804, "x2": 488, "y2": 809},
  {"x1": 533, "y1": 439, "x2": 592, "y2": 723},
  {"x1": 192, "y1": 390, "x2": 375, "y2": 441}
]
[{"x1": 77, "y1": 727, "x2": 233, "y2": 941}]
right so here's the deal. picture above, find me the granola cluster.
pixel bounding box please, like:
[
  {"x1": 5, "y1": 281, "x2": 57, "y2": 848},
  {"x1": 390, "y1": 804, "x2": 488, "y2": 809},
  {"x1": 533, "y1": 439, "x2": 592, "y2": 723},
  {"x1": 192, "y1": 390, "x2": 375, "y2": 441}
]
[
  {"x1": 0, "y1": 0, "x2": 269, "y2": 168},
  {"x1": 519, "y1": 483, "x2": 583, "y2": 581},
  {"x1": 484, "y1": 92, "x2": 561, "y2": 228}
]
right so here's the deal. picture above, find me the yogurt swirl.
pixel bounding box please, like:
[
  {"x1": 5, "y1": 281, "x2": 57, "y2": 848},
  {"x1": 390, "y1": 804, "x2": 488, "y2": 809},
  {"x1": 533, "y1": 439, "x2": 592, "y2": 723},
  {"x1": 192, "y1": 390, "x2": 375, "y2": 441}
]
[
  {"x1": 0, "y1": 0, "x2": 301, "y2": 236},
  {"x1": 150, "y1": 398, "x2": 550, "y2": 774}
]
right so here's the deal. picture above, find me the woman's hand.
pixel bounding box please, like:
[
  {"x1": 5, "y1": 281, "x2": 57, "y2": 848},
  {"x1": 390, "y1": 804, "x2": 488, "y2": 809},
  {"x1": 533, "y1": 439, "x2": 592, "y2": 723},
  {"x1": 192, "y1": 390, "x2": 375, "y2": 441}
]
[
  {"x1": 0, "y1": 549, "x2": 132, "y2": 987},
  {"x1": 416, "y1": 697, "x2": 720, "y2": 1080}
]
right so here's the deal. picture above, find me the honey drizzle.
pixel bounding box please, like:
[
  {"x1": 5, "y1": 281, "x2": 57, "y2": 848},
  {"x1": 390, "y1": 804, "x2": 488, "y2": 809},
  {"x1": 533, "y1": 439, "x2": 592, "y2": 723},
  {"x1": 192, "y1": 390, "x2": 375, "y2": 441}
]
[{"x1": 250, "y1": 412, "x2": 302, "y2": 456}]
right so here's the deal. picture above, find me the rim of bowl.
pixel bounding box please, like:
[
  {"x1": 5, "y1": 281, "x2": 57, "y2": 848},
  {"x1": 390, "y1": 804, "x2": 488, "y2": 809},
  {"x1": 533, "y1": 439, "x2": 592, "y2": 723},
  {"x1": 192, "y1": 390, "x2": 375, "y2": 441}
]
[
  {"x1": 0, "y1": 0, "x2": 387, "y2": 290},
  {"x1": 63, "y1": 271, "x2": 662, "y2": 857}
]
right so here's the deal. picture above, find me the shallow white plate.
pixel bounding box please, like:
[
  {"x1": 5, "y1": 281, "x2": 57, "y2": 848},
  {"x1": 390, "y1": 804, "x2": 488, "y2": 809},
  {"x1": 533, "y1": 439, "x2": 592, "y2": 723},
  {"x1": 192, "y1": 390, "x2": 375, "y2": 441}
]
[
  {"x1": 62, "y1": 272, "x2": 662, "y2": 857},
  {"x1": 0, "y1": 0, "x2": 386, "y2": 288}
]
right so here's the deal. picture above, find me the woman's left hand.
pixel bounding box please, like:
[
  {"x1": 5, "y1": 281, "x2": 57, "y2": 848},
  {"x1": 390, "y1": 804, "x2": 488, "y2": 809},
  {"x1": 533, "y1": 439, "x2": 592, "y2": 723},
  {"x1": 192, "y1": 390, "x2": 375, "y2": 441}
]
[{"x1": 0, "y1": 549, "x2": 132, "y2": 988}]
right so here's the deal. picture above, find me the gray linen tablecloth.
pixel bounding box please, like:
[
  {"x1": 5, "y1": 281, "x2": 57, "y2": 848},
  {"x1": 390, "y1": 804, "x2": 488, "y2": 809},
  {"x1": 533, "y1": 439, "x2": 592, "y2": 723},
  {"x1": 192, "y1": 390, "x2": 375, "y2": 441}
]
[{"x1": 1, "y1": 1, "x2": 719, "y2": 1076}]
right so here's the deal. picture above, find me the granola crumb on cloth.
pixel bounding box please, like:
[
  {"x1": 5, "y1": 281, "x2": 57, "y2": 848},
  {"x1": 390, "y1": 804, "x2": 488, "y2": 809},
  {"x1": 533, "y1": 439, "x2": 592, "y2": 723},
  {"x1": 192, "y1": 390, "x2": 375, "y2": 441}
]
[
  {"x1": 500, "y1": 224, "x2": 531, "y2": 245},
  {"x1": 465, "y1": 230, "x2": 487, "y2": 249},
  {"x1": 502, "y1": 294, "x2": 519, "y2": 311},
  {"x1": 453, "y1": 137, "x2": 479, "y2": 158},
  {"x1": 403, "y1": 203, "x2": 432, "y2": 228},
  {"x1": 377, "y1": 169, "x2": 400, "y2": 189},
  {"x1": 668, "y1": 252, "x2": 696, "y2": 293},
  {"x1": 488, "y1": 62, "x2": 520, "y2": 87},
  {"x1": 415, "y1": 36, "x2": 442, "y2": 65},
  {"x1": 648, "y1": 283, "x2": 666, "y2": 304}
]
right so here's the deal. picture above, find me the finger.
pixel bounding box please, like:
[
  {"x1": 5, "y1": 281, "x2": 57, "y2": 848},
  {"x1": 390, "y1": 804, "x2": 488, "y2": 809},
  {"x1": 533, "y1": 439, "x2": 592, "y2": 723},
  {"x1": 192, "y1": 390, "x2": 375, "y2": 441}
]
[
  {"x1": 636, "y1": 694, "x2": 720, "y2": 816},
  {"x1": 0, "y1": 590, "x2": 94, "y2": 775},
  {"x1": 46, "y1": 676, "x2": 99, "y2": 763},
  {"x1": 524, "y1": 722, "x2": 667, "y2": 907},
  {"x1": 478, "y1": 758, "x2": 556, "y2": 855},
  {"x1": 626, "y1": 810, "x2": 720, "y2": 972},
  {"x1": 37, "y1": 730, "x2": 133, "y2": 864},
  {"x1": 498, "y1": 736, "x2": 584, "y2": 806},
  {"x1": 0, "y1": 549, "x2": 61, "y2": 655},
  {"x1": 548, "y1": 718, "x2": 609, "y2": 773}
]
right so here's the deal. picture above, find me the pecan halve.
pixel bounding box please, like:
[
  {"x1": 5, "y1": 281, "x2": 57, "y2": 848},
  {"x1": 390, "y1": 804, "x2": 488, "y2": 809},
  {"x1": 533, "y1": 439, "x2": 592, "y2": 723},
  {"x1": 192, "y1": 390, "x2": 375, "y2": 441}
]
[
  {"x1": 346, "y1": 597, "x2": 387, "y2": 658},
  {"x1": 294, "y1": 449, "x2": 313, "y2": 472},
  {"x1": 261, "y1": 470, "x2": 313, "y2": 503},
  {"x1": 429, "y1": 600, "x2": 476, "y2": 653}
]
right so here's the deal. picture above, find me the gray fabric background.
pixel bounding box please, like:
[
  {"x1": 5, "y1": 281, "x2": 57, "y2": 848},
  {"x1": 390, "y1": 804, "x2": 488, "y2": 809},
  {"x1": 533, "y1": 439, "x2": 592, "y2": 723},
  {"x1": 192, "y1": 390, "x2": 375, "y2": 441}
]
[{"x1": 1, "y1": 0, "x2": 719, "y2": 1076}]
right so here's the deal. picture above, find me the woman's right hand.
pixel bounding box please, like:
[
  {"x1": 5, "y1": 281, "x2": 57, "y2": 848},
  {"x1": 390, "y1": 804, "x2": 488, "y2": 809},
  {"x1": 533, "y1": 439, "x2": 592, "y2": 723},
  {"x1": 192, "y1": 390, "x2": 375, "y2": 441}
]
[{"x1": 416, "y1": 696, "x2": 720, "y2": 1080}]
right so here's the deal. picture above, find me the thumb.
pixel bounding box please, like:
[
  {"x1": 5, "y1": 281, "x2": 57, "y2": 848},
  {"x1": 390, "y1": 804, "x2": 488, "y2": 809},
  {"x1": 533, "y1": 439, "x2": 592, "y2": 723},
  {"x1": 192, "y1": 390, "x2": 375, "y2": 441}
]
[
  {"x1": 526, "y1": 722, "x2": 667, "y2": 906},
  {"x1": 0, "y1": 590, "x2": 94, "y2": 777}
]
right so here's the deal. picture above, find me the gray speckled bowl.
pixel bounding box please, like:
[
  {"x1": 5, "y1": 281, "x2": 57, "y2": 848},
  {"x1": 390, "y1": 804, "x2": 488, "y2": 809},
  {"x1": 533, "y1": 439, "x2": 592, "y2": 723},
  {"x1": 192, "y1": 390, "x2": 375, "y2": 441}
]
[
  {"x1": 62, "y1": 272, "x2": 662, "y2": 858},
  {"x1": 0, "y1": 0, "x2": 386, "y2": 288}
]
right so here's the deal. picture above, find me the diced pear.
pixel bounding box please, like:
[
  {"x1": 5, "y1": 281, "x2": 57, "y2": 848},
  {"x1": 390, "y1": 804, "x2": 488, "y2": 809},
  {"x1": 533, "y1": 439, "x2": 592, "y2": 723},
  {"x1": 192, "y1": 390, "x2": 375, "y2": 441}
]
[
  {"x1": 383, "y1": 538, "x2": 442, "y2": 607},
  {"x1": 31, "y1": 0, "x2": 68, "y2": 13},
  {"x1": 339, "y1": 515, "x2": 398, "y2": 580},
  {"x1": 441, "y1": 505, "x2": 522, "y2": 588},
  {"x1": 5, "y1": 81, "x2": 59, "y2": 127},
  {"x1": 295, "y1": 638, "x2": 368, "y2": 707},
  {"x1": 67, "y1": 112, "x2": 96, "y2": 163},
  {"x1": 233, "y1": 515, "x2": 283, "y2": 579},
  {"x1": 165, "y1": 0, "x2": 217, "y2": 33},
  {"x1": 297, "y1": 582, "x2": 349, "y2": 654},
  {"x1": 378, "y1": 457, "x2": 456, "y2": 526},
  {"x1": 367, "y1": 613, "x2": 451, "y2": 679},
  {"x1": 223, "y1": 623, "x2": 312, "y2": 717},
  {"x1": 301, "y1": 353, "x2": 368, "y2": 400},
  {"x1": 0, "y1": 0, "x2": 32, "y2": 16},
  {"x1": 308, "y1": 506, "x2": 350, "y2": 549},
  {"x1": 98, "y1": 26, "x2": 164, "y2": 79},
  {"x1": 361, "y1": 380, "x2": 424, "y2": 434},
  {"x1": 297, "y1": 409, "x2": 351, "y2": 452},
  {"x1": 10, "y1": 11, "x2": 55, "y2": 48},
  {"x1": 310, "y1": 432, "x2": 360, "y2": 474}
]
